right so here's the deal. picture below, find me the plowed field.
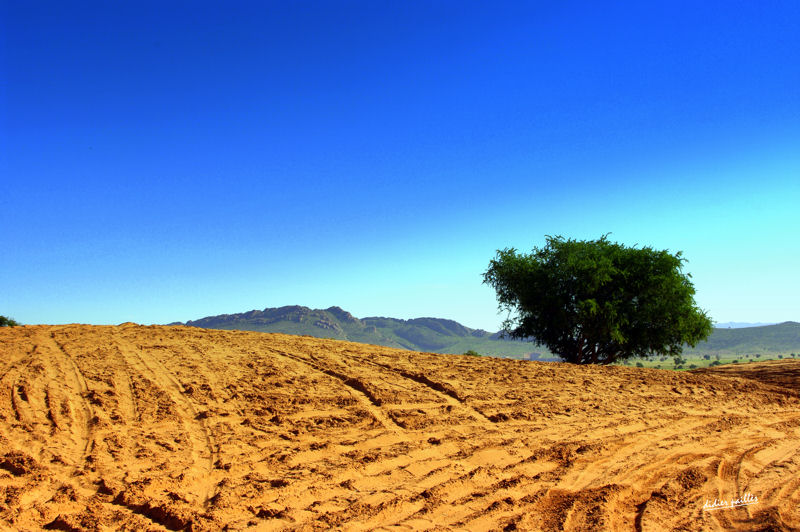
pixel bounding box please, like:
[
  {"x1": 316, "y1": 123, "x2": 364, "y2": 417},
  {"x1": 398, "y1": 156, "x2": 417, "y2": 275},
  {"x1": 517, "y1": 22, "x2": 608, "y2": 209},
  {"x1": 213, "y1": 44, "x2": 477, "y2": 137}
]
[{"x1": 1, "y1": 325, "x2": 799, "y2": 530}]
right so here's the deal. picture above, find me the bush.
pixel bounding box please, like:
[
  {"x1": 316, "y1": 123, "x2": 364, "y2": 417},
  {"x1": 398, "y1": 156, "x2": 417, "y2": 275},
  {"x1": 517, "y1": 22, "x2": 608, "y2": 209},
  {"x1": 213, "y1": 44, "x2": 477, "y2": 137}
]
[
  {"x1": 689, "y1": 364, "x2": 697, "y2": 369},
  {"x1": 0, "y1": 316, "x2": 20, "y2": 327},
  {"x1": 635, "y1": 362, "x2": 644, "y2": 367},
  {"x1": 463, "y1": 349, "x2": 480, "y2": 357},
  {"x1": 710, "y1": 360, "x2": 721, "y2": 367}
]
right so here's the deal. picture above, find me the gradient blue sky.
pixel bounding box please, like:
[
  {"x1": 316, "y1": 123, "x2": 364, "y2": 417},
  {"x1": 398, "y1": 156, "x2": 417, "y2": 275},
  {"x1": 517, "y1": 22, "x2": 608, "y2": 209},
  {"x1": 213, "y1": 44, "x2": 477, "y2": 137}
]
[{"x1": 2, "y1": 1, "x2": 799, "y2": 330}]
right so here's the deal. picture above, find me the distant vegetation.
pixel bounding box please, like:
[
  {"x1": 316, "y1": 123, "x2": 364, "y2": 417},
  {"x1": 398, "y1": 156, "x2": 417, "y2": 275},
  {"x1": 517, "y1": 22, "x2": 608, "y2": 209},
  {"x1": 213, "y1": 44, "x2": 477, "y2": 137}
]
[
  {"x1": 620, "y1": 328, "x2": 800, "y2": 370},
  {"x1": 682, "y1": 322, "x2": 800, "y2": 356},
  {"x1": 483, "y1": 235, "x2": 711, "y2": 365},
  {"x1": 0, "y1": 316, "x2": 20, "y2": 327}
]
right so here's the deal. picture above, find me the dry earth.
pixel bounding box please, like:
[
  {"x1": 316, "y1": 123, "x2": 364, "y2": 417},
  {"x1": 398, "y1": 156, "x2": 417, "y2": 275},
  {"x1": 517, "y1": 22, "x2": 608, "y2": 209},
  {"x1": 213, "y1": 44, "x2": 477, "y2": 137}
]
[{"x1": 1, "y1": 325, "x2": 799, "y2": 531}]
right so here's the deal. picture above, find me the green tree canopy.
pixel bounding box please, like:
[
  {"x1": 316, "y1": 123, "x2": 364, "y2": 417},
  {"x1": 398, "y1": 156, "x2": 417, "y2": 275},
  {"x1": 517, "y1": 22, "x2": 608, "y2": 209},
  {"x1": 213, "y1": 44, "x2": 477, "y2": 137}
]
[
  {"x1": 0, "y1": 316, "x2": 20, "y2": 327},
  {"x1": 483, "y1": 235, "x2": 712, "y2": 365}
]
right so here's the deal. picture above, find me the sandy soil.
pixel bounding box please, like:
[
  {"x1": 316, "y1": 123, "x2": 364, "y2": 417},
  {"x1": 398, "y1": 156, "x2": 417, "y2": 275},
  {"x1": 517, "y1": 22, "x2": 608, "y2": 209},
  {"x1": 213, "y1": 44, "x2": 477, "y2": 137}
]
[{"x1": 0, "y1": 324, "x2": 798, "y2": 531}]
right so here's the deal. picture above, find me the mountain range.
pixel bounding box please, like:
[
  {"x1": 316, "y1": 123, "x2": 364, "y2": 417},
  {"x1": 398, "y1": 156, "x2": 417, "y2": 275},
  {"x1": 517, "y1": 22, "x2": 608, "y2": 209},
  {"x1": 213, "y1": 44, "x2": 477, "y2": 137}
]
[
  {"x1": 170, "y1": 305, "x2": 556, "y2": 359},
  {"x1": 170, "y1": 306, "x2": 800, "y2": 360},
  {"x1": 713, "y1": 322, "x2": 777, "y2": 328}
]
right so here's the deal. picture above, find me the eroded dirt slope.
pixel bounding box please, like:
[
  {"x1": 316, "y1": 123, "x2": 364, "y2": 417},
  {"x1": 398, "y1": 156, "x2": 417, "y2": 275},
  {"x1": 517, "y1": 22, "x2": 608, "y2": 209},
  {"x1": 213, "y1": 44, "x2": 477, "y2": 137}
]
[{"x1": 0, "y1": 325, "x2": 799, "y2": 531}]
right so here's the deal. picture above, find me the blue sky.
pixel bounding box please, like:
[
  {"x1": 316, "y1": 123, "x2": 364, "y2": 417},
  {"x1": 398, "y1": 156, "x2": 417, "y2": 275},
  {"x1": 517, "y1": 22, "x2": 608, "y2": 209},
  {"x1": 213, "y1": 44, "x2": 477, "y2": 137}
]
[{"x1": 2, "y1": 1, "x2": 799, "y2": 330}]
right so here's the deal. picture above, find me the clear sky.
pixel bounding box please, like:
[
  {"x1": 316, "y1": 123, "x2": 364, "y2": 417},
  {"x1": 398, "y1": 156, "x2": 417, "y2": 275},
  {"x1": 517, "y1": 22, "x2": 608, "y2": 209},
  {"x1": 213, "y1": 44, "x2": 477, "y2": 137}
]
[{"x1": 2, "y1": 1, "x2": 799, "y2": 330}]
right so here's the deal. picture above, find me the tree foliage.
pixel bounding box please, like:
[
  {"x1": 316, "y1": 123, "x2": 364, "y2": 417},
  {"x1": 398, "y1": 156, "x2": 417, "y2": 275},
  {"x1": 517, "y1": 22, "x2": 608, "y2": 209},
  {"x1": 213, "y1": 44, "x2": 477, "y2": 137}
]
[
  {"x1": 0, "y1": 316, "x2": 20, "y2": 327},
  {"x1": 483, "y1": 235, "x2": 712, "y2": 365}
]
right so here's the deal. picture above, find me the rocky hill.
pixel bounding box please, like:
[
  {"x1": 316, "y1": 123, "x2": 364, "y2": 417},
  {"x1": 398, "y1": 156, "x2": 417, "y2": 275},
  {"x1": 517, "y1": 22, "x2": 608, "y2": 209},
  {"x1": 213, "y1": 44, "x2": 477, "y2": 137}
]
[{"x1": 172, "y1": 305, "x2": 553, "y2": 359}]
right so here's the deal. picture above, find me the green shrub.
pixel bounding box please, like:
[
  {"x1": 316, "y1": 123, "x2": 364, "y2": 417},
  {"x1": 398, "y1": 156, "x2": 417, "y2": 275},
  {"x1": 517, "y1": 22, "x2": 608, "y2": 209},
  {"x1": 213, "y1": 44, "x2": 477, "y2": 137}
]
[
  {"x1": 464, "y1": 349, "x2": 480, "y2": 357},
  {"x1": 0, "y1": 316, "x2": 20, "y2": 327}
]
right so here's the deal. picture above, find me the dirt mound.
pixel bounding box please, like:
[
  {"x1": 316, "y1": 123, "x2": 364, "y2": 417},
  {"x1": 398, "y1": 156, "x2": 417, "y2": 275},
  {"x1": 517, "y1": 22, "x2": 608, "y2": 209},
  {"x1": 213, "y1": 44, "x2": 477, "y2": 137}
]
[{"x1": 0, "y1": 325, "x2": 798, "y2": 530}]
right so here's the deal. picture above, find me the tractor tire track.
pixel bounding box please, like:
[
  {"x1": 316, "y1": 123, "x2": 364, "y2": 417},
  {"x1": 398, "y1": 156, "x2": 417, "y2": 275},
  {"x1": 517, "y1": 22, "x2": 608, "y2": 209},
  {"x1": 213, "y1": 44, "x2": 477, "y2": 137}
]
[
  {"x1": 47, "y1": 333, "x2": 95, "y2": 458},
  {"x1": 273, "y1": 350, "x2": 404, "y2": 432},
  {"x1": 357, "y1": 357, "x2": 497, "y2": 426},
  {"x1": 113, "y1": 334, "x2": 219, "y2": 506}
]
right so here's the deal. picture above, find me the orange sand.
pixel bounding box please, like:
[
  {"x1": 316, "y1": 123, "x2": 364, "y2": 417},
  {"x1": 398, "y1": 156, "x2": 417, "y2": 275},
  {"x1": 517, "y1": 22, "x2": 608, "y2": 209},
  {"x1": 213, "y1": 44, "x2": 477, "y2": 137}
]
[{"x1": 0, "y1": 324, "x2": 798, "y2": 530}]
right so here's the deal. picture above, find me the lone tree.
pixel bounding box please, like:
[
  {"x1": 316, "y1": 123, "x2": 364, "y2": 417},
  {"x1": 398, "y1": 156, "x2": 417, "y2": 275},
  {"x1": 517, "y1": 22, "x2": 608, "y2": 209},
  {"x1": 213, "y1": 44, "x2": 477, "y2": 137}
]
[
  {"x1": 483, "y1": 235, "x2": 712, "y2": 365},
  {"x1": 0, "y1": 316, "x2": 20, "y2": 327}
]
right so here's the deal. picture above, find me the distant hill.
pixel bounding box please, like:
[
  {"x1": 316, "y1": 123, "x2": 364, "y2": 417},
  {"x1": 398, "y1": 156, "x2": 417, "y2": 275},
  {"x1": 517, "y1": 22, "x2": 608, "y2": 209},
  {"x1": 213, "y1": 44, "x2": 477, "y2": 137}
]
[
  {"x1": 170, "y1": 306, "x2": 556, "y2": 360},
  {"x1": 713, "y1": 321, "x2": 777, "y2": 329},
  {"x1": 687, "y1": 321, "x2": 800, "y2": 356},
  {"x1": 171, "y1": 307, "x2": 800, "y2": 360}
]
